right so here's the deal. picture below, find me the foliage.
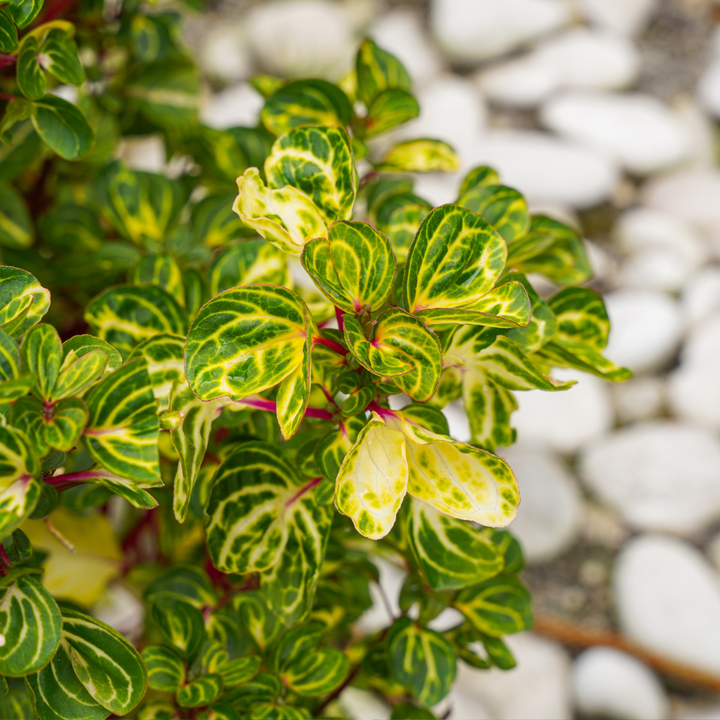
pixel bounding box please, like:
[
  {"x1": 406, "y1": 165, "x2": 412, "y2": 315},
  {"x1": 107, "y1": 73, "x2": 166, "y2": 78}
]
[{"x1": 0, "y1": 4, "x2": 630, "y2": 718}]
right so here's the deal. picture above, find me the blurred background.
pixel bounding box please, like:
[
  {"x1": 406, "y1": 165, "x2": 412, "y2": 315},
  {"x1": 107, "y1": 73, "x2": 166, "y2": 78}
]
[{"x1": 120, "y1": 0, "x2": 720, "y2": 717}]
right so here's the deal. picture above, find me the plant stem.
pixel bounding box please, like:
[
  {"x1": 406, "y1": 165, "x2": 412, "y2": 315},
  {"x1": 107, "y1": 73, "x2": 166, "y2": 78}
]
[
  {"x1": 313, "y1": 335, "x2": 347, "y2": 357},
  {"x1": 285, "y1": 477, "x2": 322, "y2": 507},
  {"x1": 242, "y1": 397, "x2": 334, "y2": 421},
  {"x1": 335, "y1": 307, "x2": 345, "y2": 333},
  {"x1": 0, "y1": 93, "x2": 17, "y2": 101}
]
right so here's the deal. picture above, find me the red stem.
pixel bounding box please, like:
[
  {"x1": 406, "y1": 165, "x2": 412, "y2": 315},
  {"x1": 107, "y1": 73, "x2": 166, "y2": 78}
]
[
  {"x1": 41, "y1": 0, "x2": 78, "y2": 22},
  {"x1": 304, "y1": 406, "x2": 333, "y2": 420},
  {"x1": 313, "y1": 336, "x2": 347, "y2": 357},
  {"x1": 44, "y1": 468, "x2": 114, "y2": 491},
  {"x1": 368, "y1": 401, "x2": 396, "y2": 419},
  {"x1": 335, "y1": 307, "x2": 346, "y2": 333},
  {"x1": 0, "y1": 93, "x2": 17, "y2": 101},
  {"x1": 0, "y1": 544, "x2": 10, "y2": 568},
  {"x1": 242, "y1": 396, "x2": 334, "y2": 421},
  {"x1": 285, "y1": 477, "x2": 322, "y2": 506}
]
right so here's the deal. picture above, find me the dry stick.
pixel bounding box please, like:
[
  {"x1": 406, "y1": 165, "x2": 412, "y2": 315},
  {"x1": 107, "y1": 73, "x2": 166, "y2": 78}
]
[{"x1": 534, "y1": 614, "x2": 720, "y2": 693}]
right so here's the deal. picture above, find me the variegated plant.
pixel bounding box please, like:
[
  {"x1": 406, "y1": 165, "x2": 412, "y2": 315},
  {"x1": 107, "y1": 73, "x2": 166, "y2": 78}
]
[{"x1": 0, "y1": 14, "x2": 630, "y2": 718}]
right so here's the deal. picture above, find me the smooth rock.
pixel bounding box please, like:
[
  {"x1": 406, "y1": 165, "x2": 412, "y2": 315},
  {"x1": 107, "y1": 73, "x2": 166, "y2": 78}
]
[
  {"x1": 697, "y1": 56, "x2": 720, "y2": 120},
  {"x1": 355, "y1": 556, "x2": 405, "y2": 634},
  {"x1": 708, "y1": 532, "x2": 720, "y2": 575},
  {"x1": 541, "y1": 91, "x2": 690, "y2": 175},
  {"x1": 201, "y1": 84, "x2": 265, "y2": 130},
  {"x1": 571, "y1": 647, "x2": 669, "y2": 720},
  {"x1": 453, "y1": 633, "x2": 572, "y2": 720},
  {"x1": 430, "y1": 0, "x2": 571, "y2": 64},
  {"x1": 511, "y1": 370, "x2": 614, "y2": 454},
  {"x1": 199, "y1": 22, "x2": 251, "y2": 82},
  {"x1": 370, "y1": 10, "x2": 444, "y2": 88},
  {"x1": 603, "y1": 289, "x2": 684, "y2": 373},
  {"x1": 499, "y1": 445, "x2": 583, "y2": 562},
  {"x1": 614, "y1": 534, "x2": 720, "y2": 675},
  {"x1": 619, "y1": 247, "x2": 698, "y2": 293},
  {"x1": 92, "y1": 583, "x2": 145, "y2": 642},
  {"x1": 676, "y1": 312, "x2": 720, "y2": 367},
  {"x1": 117, "y1": 135, "x2": 167, "y2": 174},
  {"x1": 580, "y1": 421, "x2": 720, "y2": 535},
  {"x1": 642, "y1": 169, "x2": 720, "y2": 239},
  {"x1": 611, "y1": 376, "x2": 665, "y2": 423},
  {"x1": 581, "y1": 502, "x2": 629, "y2": 550},
  {"x1": 245, "y1": 0, "x2": 355, "y2": 80},
  {"x1": 339, "y1": 687, "x2": 390, "y2": 720},
  {"x1": 478, "y1": 29, "x2": 639, "y2": 108},
  {"x1": 576, "y1": 0, "x2": 658, "y2": 36},
  {"x1": 673, "y1": 97, "x2": 717, "y2": 169},
  {"x1": 466, "y1": 130, "x2": 620, "y2": 208},
  {"x1": 682, "y1": 268, "x2": 720, "y2": 327}
]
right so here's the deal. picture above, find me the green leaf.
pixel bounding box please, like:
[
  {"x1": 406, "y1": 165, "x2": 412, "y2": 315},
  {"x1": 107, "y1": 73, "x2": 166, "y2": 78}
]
[
  {"x1": 0, "y1": 183, "x2": 33, "y2": 249},
  {"x1": 0, "y1": 688, "x2": 36, "y2": 720},
  {"x1": 151, "y1": 600, "x2": 205, "y2": 660},
  {"x1": 13, "y1": 396, "x2": 88, "y2": 454},
  {"x1": 142, "y1": 645, "x2": 185, "y2": 692},
  {"x1": 191, "y1": 192, "x2": 247, "y2": 248},
  {"x1": 481, "y1": 633, "x2": 516, "y2": 670},
  {"x1": 269, "y1": 623, "x2": 324, "y2": 673},
  {"x1": 144, "y1": 565, "x2": 218, "y2": 609},
  {"x1": 533, "y1": 340, "x2": 632, "y2": 382},
  {"x1": 138, "y1": 699, "x2": 177, "y2": 720},
  {"x1": 548, "y1": 287, "x2": 610, "y2": 351},
  {"x1": 61, "y1": 608, "x2": 148, "y2": 716},
  {"x1": 380, "y1": 200, "x2": 430, "y2": 263},
  {"x1": 84, "y1": 358, "x2": 160, "y2": 484},
  {"x1": 0, "y1": 266, "x2": 50, "y2": 338},
  {"x1": 0, "y1": 375, "x2": 36, "y2": 401},
  {"x1": 493, "y1": 529, "x2": 524, "y2": 574},
  {"x1": 0, "y1": 423, "x2": 41, "y2": 539},
  {"x1": 127, "y1": 333, "x2": 185, "y2": 408},
  {"x1": 356, "y1": 37, "x2": 411, "y2": 106},
  {"x1": 391, "y1": 702, "x2": 436, "y2": 720},
  {"x1": 343, "y1": 313, "x2": 412, "y2": 378},
  {"x1": 84, "y1": 285, "x2": 187, "y2": 358},
  {"x1": 403, "y1": 204, "x2": 507, "y2": 314},
  {"x1": 378, "y1": 139, "x2": 459, "y2": 173},
  {"x1": 6, "y1": 0, "x2": 43, "y2": 28},
  {"x1": 408, "y1": 500, "x2": 504, "y2": 590},
  {"x1": 72, "y1": 466, "x2": 157, "y2": 509},
  {"x1": 20, "y1": 323, "x2": 62, "y2": 400},
  {"x1": 235, "y1": 593, "x2": 282, "y2": 654},
  {"x1": 31, "y1": 96, "x2": 94, "y2": 161},
  {"x1": 52, "y1": 349, "x2": 108, "y2": 401},
  {"x1": 387, "y1": 618, "x2": 456, "y2": 707},
  {"x1": 265, "y1": 125, "x2": 357, "y2": 224},
  {"x1": 507, "y1": 215, "x2": 592, "y2": 285},
  {"x1": 130, "y1": 253, "x2": 184, "y2": 307},
  {"x1": 315, "y1": 414, "x2": 365, "y2": 483},
  {"x1": 458, "y1": 166, "x2": 500, "y2": 196},
  {"x1": 233, "y1": 168, "x2": 327, "y2": 256},
  {"x1": 261, "y1": 79, "x2": 352, "y2": 137},
  {"x1": 361, "y1": 89, "x2": 419, "y2": 138},
  {"x1": 177, "y1": 674, "x2": 223, "y2": 708},
  {"x1": 94, "y1": 162, "x2": 185, "y2": 246},
  {"x1": 39, "y1": 28, "x2": 85, "y2": 86},
  {"x1": 455, "y1": 576, "x2": 533, "y2": 637},
  {"x1": 183, "y1": 270, "x2": 208, "y2": 319},
  {"x1": 0, "y1": 326, "x2": 20, "y2": 383},
  {"x1": 208, "y1": 241, "x2": 289, "y2": 298},
  {"x1": 244, "y1": 704, "x2": 309, "y2": 720},
  {"x1": 505, "y1": 273, "x2": 557, "y2": 353},
  {"x1": 0, "y1": 9, "x2": 18, "y2": 52},
  {"x1": 185, "y1": 284, "x2": 313, "y2": 405},
  {"x1": 62, "y1": 336, "x2": 122, "y2": 378},
  {"x1": 17, "y1": 36, "x2": 46, "y2": 101},
  {"x1": 302, "y1": 220, "x2": 396, "y2": 313},
  {"x1": 25, "y1": 642, "x2": 109, "y2": 720},
  {"x1": 218, "y1": 656, "x2": 261, "y2": 688},
  {"x1": 0, "y1": 574, "x2": 61, "y2": 676},
  {"x1": 458, "y1": 184, "x2": 529, "y2": 243},
  {"x1": 282, "y1": 648, "x2": 348, "y2": 697}
]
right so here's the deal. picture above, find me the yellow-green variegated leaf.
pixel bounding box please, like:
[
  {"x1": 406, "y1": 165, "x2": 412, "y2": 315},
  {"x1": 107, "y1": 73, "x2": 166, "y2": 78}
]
[
  {"x1": 505, "y1": 273, "x2": 557, "y2": 353},
  {"x1": 85, "y1": 285, "x2": 187, "y2": 358},
  {"x1": 0, "y1": 423, "x2": 41, "y2": 539},
  {"x1": 20, "y1": 323, "x2": 62, "y2": 400},
  {"x1": 0, "y1": 575, "x2": 62, "y2": 676},
  {"x1": 208, "y1": 241, "x2": 290, "y2": 297},
  {"x1": 377, "y1": 139, "x2": 459, "y2": 173},
  {"x1": 260, "y1": 79, "x2": 352, "y2": 137},
  {"x1": 548, "y1": 287, "x2": 610, "y2": 351},
  {"x1": 265, "y1": 126, "x2": 357, "y2": 223},
  {"x1": 95, "y1": 162, "x2": 185, "y2": 246},
  {"x1": 233, "y1": 168, "x2": 327, "y2": 256},
  {"x1": 61, "y1": 608, "x2": 148, "y2": 716},
  {"x1": 403, "y1": 205, "x2": 507, "y2": 314},
  {"x1": 52, "y1": 349, "x2": 108, "y2": 401},
  {"x1": 462, "y1": 377, "x2": 517, "y2": 451},
  {"x1": 169, "y1": 382, "x2": 238, "y2": 522},
  {"x1": 0, "y1": 266, "x2": 50, "y2": 339},
  {"x1": 142, "y1": 645, "x2": 185, "y2": 693},
  {"x1": 458, "y1": 184, "x2": 529, "y2": 243},
  {"x1": 302, "y1": 220, "x2": 396, "y2": 313},
  {"x1": 416, "y1": 281, "x2": 531, "y2": 329},
  {"x1": 343, "y1": 314, "x2": 412, "y2": 378},
  {"x1": 0, "y1": 326, "x2": 19, "y2": 382},
  {"x1": 507, "y1": 215, "x2": 591, "y2": 286},
  {"x1": 70, "y1": 467, "x2": 157, "y2": 509},
  {"x1": 335, "y1": 412, "x2": 407, "y2": 540},
  {"x1": 235, "y1": 593, "x2": 282, "y2": 654},
  {"x1": 458, "y1": 166, "x2": 500, "y2": 197},
  {"x1": 275, "y1": 340, "x2": 311, "y2": 441},
  {"x1": 25, "y1": 642, "x2": 109, "y2": 720},
  {"x1": 454, "y1": 576, "x2": 533, "y2": 637},
  {"x1": 400, "y1": 416, "x2": 520, "y2": 527},
  {"x1": 84, "y1": 359, "x2": 160, "y2": 484},
  {"x1": 0, "y1": 375, "x2": 36, "y2": 402},
  {"x1": 62, "y1": 336, "x2": 122, "y2": 379},
  {"x1": 356, "y1": 37, "x2": 411, "y2": 107},
  {"x1": 177, "y1": 675, "x2": 223, "y2": 708},
  {"x1": 533, "y1": 341, "x2": 632, "y2": 382},
  {"x1": 282, "y1": 648, "x2": 348, "y2": 698},
  {"x1": 206, "y1": 443, "x2": 332, "y2": 622},
  {"x1": 219, "y1": 656, "x2": 261, "y2": 688},
  {"x1": 269, "y1": 624, "x2": 323, "y2": 674},
  {"x1": 185, "y1": 285, "x2": 312, "y2": 403},
  {"x1": 127, "y1": 333, "x2": 185, "y2": 409},
  {"x1": 184, "y1": 270, "x2": 209, "y2": 319},
  {"x1": 408, "y1": 500, "x2": 503, "y2": 590},
  {"x1": 13, "y1": 396, "x2": 88, "y2": 455},
  {"x1": 151, "y1": 600, "x2": 205, "y2": 660},
  {"x1": 315, "y1": 415, "x2": 365, "y2": 483},
  {"x1": 361, "y1": 90, "x2": 419, "y2": 138},
  {"x1": 130, "y1": 253, "x2": 185, "y2": 307},
  {"x1": 0, "y1": 183, "x2": 33, "y2": 250},
  {"x1": 382, "y1": 202, "x2": 430, "y2": 263},
  {"x1": 387, "y1": 618, "x2": 456, "y2": 707}
]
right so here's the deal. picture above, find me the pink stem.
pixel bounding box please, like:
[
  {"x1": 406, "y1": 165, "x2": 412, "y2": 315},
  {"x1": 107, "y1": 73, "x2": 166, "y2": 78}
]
[
  {"x1": 313, "y1": 336, "x2": 347, "y2": 357},
  {"x1": 0, "y1": 93, "x2": 17, "y2": 101},
  {"x1": 321, "y1": 385, "x2": 337, "y2": 407},
  {"x1": 304, "y1": 406, "x2": 333, "y2": 420},
  {"x1": 242, "y1": 396, "x2": 334, "y2": 421},
  {"x1": 368, "y1": 401, "x2": 396, "y2": 420},
  {"x1": 0, "y1": 544, "x2": 10, "y2": 567},
  {"x1": 286, "y1": 477, "x2": 322, "y2": 506},
  {"x1": 335, "y1": 307, "x2": 345, "y2": 333}
]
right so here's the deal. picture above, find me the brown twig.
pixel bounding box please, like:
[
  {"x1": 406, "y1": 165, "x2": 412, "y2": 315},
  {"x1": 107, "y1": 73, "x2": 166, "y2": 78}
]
[{"x1": 534, "y1": 614, "x2": 720, "y2": 693}]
